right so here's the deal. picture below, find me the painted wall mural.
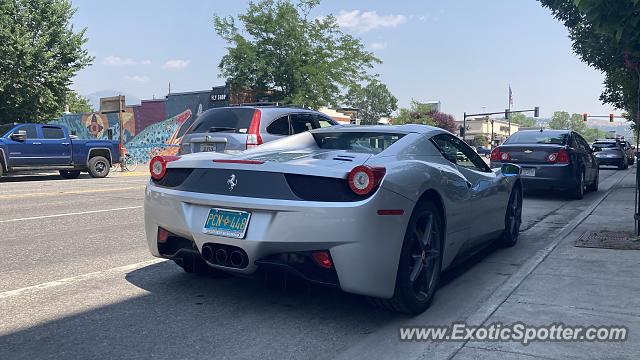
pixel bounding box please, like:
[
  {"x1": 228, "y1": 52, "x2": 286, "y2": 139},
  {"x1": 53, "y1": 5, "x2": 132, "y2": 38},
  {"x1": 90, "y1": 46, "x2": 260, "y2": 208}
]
[
  {"x1": 125, "y1": 109, "x2": 191, "y2": 164},
  {"x1": 50, "y1": 109, "x2": 192, "y2": 164}
]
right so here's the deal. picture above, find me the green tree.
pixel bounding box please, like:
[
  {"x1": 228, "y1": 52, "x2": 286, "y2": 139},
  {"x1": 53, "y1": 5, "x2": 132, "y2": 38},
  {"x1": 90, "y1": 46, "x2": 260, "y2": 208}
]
[
  {"x1": 393, "y1": 100, "x2": 457, "y2": 133},
  {"x1": 65, "y1": 91, "x2": 94, "y2": 114},
  {"x1": 569, "y1": 113, "x2": 587, "y2": 134},
  {"x1": 0, "y1": 0, "x2": 93, "y2": 124},
  {"x1": 213, "y1": 0, "x2": 380, "y2": 109},
  {"x1": 345, "y1": 80, "x2": 397, "y2": 125},
  {"x1": 548, "y1": 111, "x2": 571, "y2": 129},
  {"x1": 508, "y1": 112, "x2": 536, "y2": 127},
  {"x1": 538, "y1": 1, "x2": 640, "y2": 130}
]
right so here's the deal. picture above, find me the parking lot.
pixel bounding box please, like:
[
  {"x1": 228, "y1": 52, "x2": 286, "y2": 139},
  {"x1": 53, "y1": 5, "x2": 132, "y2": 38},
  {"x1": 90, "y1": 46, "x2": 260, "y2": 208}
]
[{"x1": 0, "y1": 166, "x2": 631, "y2": 359}]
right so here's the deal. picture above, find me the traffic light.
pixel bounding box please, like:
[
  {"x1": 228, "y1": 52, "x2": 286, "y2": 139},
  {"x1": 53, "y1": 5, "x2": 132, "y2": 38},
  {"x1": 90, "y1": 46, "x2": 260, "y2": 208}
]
[
  {"x1": 505, "y1": 109, "x2": 510, "y2": 119},
  {"x1": 534, "y1": 107, "x2": 540, "y2": 118},
  {"x1": 610, "y1": 113, "x2": 614, "y2": 122},
  {"x1": 583, "y1": 113, "x2": 588, "y2": 122},
  {"x1": 459, "y1": 126, "x2": 465, "y2": 137}
]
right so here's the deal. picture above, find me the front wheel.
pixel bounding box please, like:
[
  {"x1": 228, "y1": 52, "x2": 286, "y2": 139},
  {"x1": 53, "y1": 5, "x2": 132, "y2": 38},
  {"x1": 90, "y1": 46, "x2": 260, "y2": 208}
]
[
  {"x1": 498, "y1": 186, "x2": 522, "y2": 247},
  {"x1": 370, "y1": 199, "x2": 443, "y2": 314},
  {"x1": 88, "y1": 156, "x2": 110, "y2": 178}
]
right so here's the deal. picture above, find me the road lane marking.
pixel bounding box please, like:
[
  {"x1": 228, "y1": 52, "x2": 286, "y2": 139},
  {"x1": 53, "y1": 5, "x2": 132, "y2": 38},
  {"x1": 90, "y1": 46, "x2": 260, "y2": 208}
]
[
  {"x1": 0, "y1": 206, "x2": 143, "y2": 223},
  {"x1": 0, "y1": 259, "x2": 165, "y2": 299},
  {"x1": 0, "y1": 186, "x2": 145, "y2": 200}
]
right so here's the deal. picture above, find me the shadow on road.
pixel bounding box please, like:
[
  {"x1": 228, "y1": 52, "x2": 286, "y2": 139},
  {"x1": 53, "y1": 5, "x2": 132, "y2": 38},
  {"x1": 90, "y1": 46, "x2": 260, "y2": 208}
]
[{"x1": 0, "y1": 173, "x2": 92, "y2": 182}]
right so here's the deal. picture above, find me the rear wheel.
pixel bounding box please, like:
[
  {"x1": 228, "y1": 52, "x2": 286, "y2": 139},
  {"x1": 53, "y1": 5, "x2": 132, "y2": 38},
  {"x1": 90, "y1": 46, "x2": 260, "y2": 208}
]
[
  {"x1": 498, "y1": 186, "x2": 522, "y2": 247},
  {"x1": 571, "y1": 169, "x2": 585, "y2": 200},
  {"x1": 586, "y1": 169, "x2": 599, "y2": 192},
  {"x1": 88, "y1": 156, "x2": 110, "y2": 178},
  {"x1": 370, "y1": 199, "x2": 443, "y2": 314},
  {"x1": 59, "y1": 170, "x2": 81, "y2": 179}
]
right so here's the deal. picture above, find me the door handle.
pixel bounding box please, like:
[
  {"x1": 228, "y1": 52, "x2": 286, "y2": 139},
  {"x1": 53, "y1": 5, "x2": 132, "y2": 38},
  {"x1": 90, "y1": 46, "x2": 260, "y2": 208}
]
[
  {"x1": 62, "y1": 142, "x2": 70, "y2": 145},
  {"x1": 466, "y1": 181, "x2": 472, "y2": 189},
  {"x1": 32, "y1": 142, "x2": 42, "y2": 145}
]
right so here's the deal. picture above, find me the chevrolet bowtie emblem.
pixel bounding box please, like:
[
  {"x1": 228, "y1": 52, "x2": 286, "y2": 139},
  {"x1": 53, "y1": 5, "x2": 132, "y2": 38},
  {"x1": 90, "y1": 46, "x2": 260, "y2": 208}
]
[{"x1": 524, "y1": 150, "x2": 533, "y2": 154}]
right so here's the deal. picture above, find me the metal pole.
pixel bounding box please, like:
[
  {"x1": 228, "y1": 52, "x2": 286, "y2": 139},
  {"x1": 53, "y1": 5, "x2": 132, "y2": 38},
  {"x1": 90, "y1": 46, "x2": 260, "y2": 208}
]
[
  {"x1": 463, "y1": 112, "x2": 467, "y2": 142},
  {"x1": 491, "y1": 119, "x2": 494, "y2": 146}
]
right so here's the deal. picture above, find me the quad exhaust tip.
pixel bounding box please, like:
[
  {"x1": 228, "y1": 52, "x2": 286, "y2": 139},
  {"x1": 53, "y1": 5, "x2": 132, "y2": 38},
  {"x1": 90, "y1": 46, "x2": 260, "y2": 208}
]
[
  {"x1": 215, "y1": 249, "x2": 228, "y2": 264},
  {"x1": 230, "y1": 250, "x2": 245, "y2": 267}
]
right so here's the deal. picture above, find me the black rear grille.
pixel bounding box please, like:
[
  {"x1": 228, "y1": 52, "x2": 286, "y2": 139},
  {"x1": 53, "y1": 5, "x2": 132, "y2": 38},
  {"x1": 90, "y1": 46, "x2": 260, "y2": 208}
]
[
  {"x1": 152, "y1": 168, "x2": 194, "y2": 187},
  {"x1": 285, "y1": 173, "x2": 365, "y2": 202},
  {"x1": 152, "y1": 168, "x2": 367, "y2": 202}
]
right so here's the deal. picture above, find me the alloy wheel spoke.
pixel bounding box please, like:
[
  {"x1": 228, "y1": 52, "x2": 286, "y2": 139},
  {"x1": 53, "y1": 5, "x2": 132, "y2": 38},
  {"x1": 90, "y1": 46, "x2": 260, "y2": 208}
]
[
  {"x1": 409, "y1": 256, "x2": 424, "y2": 284},
  {"x1": 420, "y1": 214, "x2": 433, "y2": 249}
]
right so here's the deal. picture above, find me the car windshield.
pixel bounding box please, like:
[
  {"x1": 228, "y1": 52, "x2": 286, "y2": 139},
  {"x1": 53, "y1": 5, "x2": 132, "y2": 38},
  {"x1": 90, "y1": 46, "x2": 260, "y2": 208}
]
[
  {"x1": 190, "y1": 108, "x2": 257, "y2": 134},
  {"x1": 504, "y1": 131, "x2": 568, "y2": 145},
  {"x1": 312, "y1": 132, "x2": 405, "y2": 154}
]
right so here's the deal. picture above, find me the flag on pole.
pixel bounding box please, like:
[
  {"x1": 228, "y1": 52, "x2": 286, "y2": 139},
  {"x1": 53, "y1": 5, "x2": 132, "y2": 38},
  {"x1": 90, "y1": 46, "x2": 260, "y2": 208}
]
[{"x1": 509, "y1": 85, "x2": 513, "y2": 106}]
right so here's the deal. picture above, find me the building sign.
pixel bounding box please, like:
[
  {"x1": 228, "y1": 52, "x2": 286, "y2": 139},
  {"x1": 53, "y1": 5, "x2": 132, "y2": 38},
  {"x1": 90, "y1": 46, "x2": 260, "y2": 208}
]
[{"x1": 210, "y1": 86, "x2": 229, "y2": 103}]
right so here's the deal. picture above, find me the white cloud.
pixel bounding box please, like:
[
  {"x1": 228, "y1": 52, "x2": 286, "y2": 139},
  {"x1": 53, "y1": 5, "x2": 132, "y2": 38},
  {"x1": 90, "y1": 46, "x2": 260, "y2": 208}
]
[
  {"x1": 162, "y1": 59, "x2": 190, "y2": 70},
  {"x1": 103, "y1": 56, "x2": 137, "y2": 66},
  {"x1": 141, "y1": 59, "x2": 152, "y2": 66},
  {"x1": 336, "y1": 10, "x2": 407, "y2": 33},
  {"x1": 125, "y1": 75, "x2": 150, "y2": 83},
  {"x1": 418, "y1": 13, "x2": 431, "y2": 22},
  {"x1": 370, "y1": 42, "x2": 387, "y2": 50}
]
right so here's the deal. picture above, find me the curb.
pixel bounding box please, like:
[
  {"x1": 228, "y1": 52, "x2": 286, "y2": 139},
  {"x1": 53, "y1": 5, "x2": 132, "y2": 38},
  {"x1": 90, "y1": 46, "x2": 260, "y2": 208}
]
[{"x1": 439, "y1": 170, "x2": 629, "y2": 359}]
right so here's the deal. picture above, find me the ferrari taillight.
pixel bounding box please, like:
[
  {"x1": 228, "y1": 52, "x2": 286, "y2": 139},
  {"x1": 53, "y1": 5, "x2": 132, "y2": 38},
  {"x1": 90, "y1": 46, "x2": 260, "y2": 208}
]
[
  {"x1": 347, "y1": 165, "x2": 386, "y2": 196},
  {"x1": 149, "y1": 155, "x2": 181, "y2": 180}
]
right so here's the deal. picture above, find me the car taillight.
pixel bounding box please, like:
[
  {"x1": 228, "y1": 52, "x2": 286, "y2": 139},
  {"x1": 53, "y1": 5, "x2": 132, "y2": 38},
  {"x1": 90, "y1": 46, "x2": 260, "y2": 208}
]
[
  {"x1": 347, "y1": 165, "x2": 386, "y2": 196},
  {"x1": 311, "y1": 251, "x2": 333, "y2": 269},
  {"x1": 246, "y1": 109, "x2": 263, "y2": 148},
  {"x1": 546, "y1": 149, "x2": 570, "y2": 164},
  {"x1": 149, "y1": 155, "x2": 181, "y2": 180},
  {"x1": 490, "y1": 148, "x2": 509, "y2": 161}
]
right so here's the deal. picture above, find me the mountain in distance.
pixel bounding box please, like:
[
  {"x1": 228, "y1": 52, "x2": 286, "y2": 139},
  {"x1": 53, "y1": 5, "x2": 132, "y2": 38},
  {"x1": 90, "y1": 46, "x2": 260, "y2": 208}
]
[{"x1": 83, "y1": 90, "x2": 142, "y2": 111}]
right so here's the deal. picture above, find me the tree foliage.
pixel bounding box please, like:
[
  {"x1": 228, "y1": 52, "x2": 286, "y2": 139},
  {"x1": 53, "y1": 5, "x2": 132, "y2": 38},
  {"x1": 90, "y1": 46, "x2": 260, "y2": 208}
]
[
  {"x1": 345, "y1": 80, "x2": 397, "y2": 125},
  {"x1": 0, "y1": 0, "x2": 93, "y2": 124},
  {"x1": 508, "y1": 112, "x2": 537, "y2": 127},
  {"x1": 213, "y1": 0, "x2": 380, "y2": 109},
  {"x1": 65, "y1": 90, "x2": 94, "y2": 114},
  {"x1": 394, "y1": 100, "x2": 457, "y2": 133},
  {"x1": 538, "y1": 0, "x2": 640, "y2": 126}
]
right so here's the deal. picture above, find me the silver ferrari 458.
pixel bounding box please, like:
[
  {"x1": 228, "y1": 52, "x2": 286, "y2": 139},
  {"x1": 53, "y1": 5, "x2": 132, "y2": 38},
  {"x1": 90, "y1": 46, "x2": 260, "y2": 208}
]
[{"x1": 144, "y1": 125, "x2": 522, "y2": 314}]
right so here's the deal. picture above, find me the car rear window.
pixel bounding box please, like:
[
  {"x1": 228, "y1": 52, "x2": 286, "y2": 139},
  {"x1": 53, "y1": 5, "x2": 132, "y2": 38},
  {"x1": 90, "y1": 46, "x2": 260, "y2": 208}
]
[
  {"x1": 189, "y1": 108, "x2": 256, "y2": 134},
  {"x1": 504, "y1": 132, "x2": 568, "y2": 145},
  {"x1": 313, "y1": 132, "x2": 405, "y2": 154},
  {"x1": 592, "y1": 142, "x2": 618, "y2": 150}
]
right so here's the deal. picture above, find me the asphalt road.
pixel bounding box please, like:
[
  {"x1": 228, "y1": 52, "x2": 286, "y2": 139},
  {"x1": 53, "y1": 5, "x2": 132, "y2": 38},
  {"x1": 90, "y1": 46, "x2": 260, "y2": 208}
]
[{"x1": 0, "y1": 167, "x2": 631, "y2": 360}]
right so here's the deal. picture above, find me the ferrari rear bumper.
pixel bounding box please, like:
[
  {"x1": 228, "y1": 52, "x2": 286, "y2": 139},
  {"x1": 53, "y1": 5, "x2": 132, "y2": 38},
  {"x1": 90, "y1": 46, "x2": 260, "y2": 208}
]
[{"x1": 144, "y1": 181, "x2": 414, "y2": 298}]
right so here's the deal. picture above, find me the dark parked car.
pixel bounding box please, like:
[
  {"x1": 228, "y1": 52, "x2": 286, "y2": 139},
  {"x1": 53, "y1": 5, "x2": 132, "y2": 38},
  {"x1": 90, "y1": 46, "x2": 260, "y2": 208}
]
[
  {"x1": 490, "y1": 129, "x2": 598, "y2": 199},
  {"x1": 617, "y1": 140, "x2": 635, "y2": 165},
  {"x1": 476, "y1": 146, "x2": 492, "y2": 156},
  {"x1": 592, "y1": 140, "x2": 628, "y2": 169},
  {"x1": 178, "y1": 105, "x2": 339, "y2": 155}
]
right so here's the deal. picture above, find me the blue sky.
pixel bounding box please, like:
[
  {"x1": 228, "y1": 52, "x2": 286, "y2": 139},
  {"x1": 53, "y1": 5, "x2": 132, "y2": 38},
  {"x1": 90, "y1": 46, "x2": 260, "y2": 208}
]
[{"x1": 69, "y1": 0, "x2": 619, "y2": 120}]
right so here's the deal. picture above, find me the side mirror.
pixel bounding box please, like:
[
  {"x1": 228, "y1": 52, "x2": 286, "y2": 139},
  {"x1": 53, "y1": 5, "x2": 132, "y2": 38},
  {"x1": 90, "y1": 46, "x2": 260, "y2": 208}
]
[
  {"x1": 10, "y1": 130, "x2": 27, "y2": 142},
  {"x1": 501, "y1": 163, "x2": 521, "y2": 176}
]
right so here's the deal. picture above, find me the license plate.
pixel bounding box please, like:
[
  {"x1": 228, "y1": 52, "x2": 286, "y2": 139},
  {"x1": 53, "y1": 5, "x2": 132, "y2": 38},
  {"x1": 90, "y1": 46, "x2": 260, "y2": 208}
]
[
  {"x1": 203, "y1": 208, "x2": 251, "y2": 239},
  {"x1": 200, "y1": 143, "x2": 224, "y2": 152},
  {"x1": 521, "y1": 168, "x2": 536, "y2": 177}
]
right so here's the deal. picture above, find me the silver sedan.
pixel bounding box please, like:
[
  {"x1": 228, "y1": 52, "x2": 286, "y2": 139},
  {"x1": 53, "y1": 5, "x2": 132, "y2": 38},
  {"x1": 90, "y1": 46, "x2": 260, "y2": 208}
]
[{"x1": 144, "y1": 125, "x2": 522, "y2": 314}]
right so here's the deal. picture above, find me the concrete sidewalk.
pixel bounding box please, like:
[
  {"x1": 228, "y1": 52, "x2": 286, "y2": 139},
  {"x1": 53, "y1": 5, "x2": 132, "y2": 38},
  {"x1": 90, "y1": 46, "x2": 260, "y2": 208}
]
[{"x1": 454, "y1": 170, "x2": 640, "y2": 359}]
